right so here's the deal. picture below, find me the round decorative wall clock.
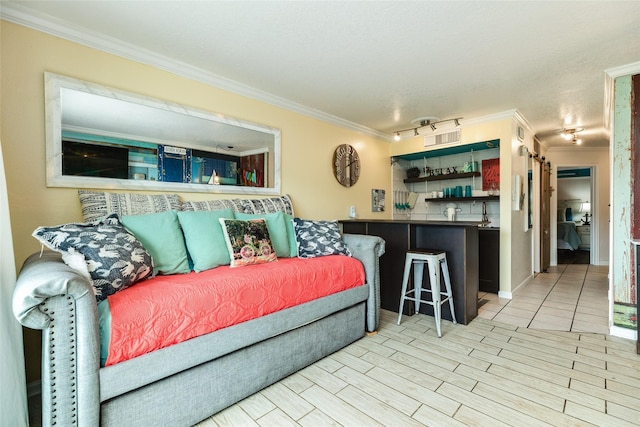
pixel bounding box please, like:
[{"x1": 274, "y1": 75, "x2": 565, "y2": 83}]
[{"x1": 332, "y1": 144, "x2": 360, "y2": 187}]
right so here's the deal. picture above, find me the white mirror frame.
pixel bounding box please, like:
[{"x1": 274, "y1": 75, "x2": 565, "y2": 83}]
[{"x1": 45, "y1": 72, "x2": 281, "y2": 195}]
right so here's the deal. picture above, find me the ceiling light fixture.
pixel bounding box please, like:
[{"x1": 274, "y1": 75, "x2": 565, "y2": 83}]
[
  {"x1": 556, "y1": 127, "x2": 585, "y2": 146},
  {"x1": 559, "y1": 127, "x2": 584, "y2": 141},
  {"x1": 392, "y1": 116, "x2": 463, "y2": 140}
]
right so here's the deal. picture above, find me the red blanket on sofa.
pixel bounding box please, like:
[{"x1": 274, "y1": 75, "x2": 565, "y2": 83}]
[{"x1": 105, "y1": 256, "x2": 365, "y2": 366}]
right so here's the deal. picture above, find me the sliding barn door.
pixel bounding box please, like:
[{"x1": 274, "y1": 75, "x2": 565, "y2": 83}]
[{"x1": 541, "y1": 161, "x2": 551, "y2": 272}]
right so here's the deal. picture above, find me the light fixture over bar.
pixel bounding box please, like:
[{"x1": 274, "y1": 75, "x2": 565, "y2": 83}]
[{"x1": 393, "y1": 116, "x2": 463, "y2": 141}]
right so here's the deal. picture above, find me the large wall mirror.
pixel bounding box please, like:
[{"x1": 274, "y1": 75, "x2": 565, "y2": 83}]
[{"x1": 45, "y1": 72, "x2": 281, "y2": 195}]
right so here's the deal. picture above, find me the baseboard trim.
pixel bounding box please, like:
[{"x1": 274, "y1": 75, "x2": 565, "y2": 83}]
[
  {"x1": 498, "y1": 290, "x2": 513, "y2": 299},
  {"x1": 610, "y1": 325, "x2": 637, "y2": 341},
  {"x1": 27, "y1": 380, "x2": 41, "y2": 398},
  {"x1": 505, "y1": 273, "x2": 534, "y2": 299}
]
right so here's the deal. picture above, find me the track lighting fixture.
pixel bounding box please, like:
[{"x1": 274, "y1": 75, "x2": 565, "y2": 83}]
[
  {"x1": 558, "y1": 127, "x2": 584, "y2": 144},
  {"x1": 392, "y1": 116, "x2": 463, "y2": 140}
]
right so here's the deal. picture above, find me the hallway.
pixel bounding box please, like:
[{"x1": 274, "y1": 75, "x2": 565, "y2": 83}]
[{"x1": 478, "y1": 264, "x2": 609, "y2": 334}]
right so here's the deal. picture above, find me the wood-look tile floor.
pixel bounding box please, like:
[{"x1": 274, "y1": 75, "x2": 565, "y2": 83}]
[
  {"x1": 28, "y1": 263, "x2": 633, "y2": 426},
  {"x1": 196, "y1": 308, "x2": 640, "y2": 427},
  {"x1": 478, "y1": 264, "x2": 610, "y2": 335}
]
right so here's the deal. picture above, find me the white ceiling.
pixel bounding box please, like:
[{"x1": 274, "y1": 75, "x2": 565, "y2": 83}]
[{"x1": 3, "y1": 1, "x2": 640, "y2": 149}]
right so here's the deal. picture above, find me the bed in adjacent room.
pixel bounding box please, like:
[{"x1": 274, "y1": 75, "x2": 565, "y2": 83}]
[
  {"x1": 557, "y1": 199, "x2": 584, "y2": 251},
  {"x1": 557, "y1": 221, "x2": 581, "y2": 250}
]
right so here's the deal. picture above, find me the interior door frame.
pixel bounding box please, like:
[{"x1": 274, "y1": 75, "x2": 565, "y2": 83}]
[{"x1": 551, "y1": 165, "x2": 597, "y2": 266}]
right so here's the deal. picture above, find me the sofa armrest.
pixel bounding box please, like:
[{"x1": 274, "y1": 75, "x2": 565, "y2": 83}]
[
  {"x1": 343, "y1": 234, "x2": 385, "y2": 332},
  {"x1": 13, "y1": 251, "x2": 100, "y2": 427}
]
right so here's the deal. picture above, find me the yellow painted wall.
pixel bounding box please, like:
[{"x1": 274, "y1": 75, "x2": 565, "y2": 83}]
[
  {"x1": 1, "y1": 21, "x2": 391, "y2": 381},
  {"x1": 1, "y1": 21, "x2": 391, "y2": 268}
]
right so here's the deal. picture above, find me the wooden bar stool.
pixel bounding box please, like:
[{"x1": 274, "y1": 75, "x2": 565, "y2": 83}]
[{"x1": 397, "y1": 249, "x2": 457, "y2": 337}]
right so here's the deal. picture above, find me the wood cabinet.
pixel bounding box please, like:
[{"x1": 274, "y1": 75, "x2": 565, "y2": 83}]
[
  {"x1": 478, "y1": 228, "x2": 500, "y2": 293},
  {"x1": 341, "y1": 220, "x2": 479, "y2": 325}
]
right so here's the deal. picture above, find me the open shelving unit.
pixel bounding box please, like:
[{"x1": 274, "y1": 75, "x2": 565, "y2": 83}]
[
  {"x1": 424, "y1": 195, "x2": 499, "y2": 203},
  {"x1": 404, "y1": 171, "x2": 480, "y2": 184}
]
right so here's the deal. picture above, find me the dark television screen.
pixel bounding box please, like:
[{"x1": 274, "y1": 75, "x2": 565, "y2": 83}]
[{"x1": 62, "y1": 141, "x2": 129, "y2": 179}]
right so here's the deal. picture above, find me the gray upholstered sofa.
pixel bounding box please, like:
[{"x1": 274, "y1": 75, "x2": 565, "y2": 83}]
[{"x1": 13, "y1": 193, "x2": 385, "y2": 426}]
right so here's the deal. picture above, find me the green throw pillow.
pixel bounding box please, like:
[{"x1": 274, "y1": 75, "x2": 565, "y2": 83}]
[
  {"x1": 177, "y1": 209, "x2": 235, "y2": 272},
  {"x1": 122, "y1": 210, "x2": 191, "y2": 275},
  {"x1": 235, "y1": 211, "x2": 291, "y2": 258},
  {"x1": 284, "y1": 213, "x2": 298, "y2": 257}
]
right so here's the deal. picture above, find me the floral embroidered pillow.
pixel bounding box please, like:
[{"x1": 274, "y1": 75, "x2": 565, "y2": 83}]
[{"x1": 219, "y1": 219, "x2": 277, "y2": 267}]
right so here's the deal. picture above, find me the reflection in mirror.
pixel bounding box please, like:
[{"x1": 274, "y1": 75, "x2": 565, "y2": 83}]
[{"x1": 45, "y1": 72, "x2": 281, "y2": 194}]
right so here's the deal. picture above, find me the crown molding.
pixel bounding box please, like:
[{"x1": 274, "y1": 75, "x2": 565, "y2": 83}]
[
  {"x1": 0, "y1": 5, "x2": 539, "y2": 145},
  {"x1": 546, "y1": 145, "x2": 609, "y2": 153},
  {"x1": 512, "y1": 110, "x2": 535, "y2": 136},
  {"x1": 604, "y1": 61, "x2": 640, "y2": 79},
  {"x1": 461, "y1": 109, "x2": 518, "y2": 127},
  {"x1": 603, "y1": 61, "x2": 640, "y2": 131},
  {"x1": 1, "y1": 4, "x2": 388, "y2": 141},
  {"x1": 460, "y1": 109, "x2": 536, "y2": 135}
]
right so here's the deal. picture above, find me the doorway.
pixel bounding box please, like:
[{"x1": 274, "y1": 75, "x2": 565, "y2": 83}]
[{"x1": 556, "y1": 167, "x2": 593, "y2": 265}]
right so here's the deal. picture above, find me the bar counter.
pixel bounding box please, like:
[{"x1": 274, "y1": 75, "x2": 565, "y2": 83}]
[{"x1": 340, "y1": 219, "x2": 480, "y2": 325}]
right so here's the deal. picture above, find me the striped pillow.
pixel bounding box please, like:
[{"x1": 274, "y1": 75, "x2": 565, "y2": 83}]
[{"x1": 78, "y1": 190, "x2": 181, "y2": 222}]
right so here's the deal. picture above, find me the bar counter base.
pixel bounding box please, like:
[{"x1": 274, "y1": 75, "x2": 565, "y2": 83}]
[{"x1": 341, "y1": 220, "x2": 479, "y2": 325}]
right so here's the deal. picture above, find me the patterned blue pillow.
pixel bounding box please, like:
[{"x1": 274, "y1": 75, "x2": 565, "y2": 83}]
[
  {"x1": 293, "y1": 218, "x2": 352, "y2": 258},
  {"x1": 32, "y1": 214, "x2": 153, "y2": 302}
]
